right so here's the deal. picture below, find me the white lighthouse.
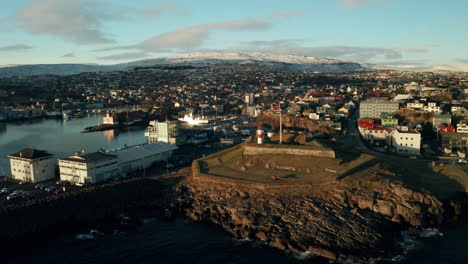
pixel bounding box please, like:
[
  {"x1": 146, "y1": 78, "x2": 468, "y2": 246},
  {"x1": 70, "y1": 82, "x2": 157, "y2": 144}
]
[{"x1": 256, "y1": 125, "x2": 264, "y2": 144}]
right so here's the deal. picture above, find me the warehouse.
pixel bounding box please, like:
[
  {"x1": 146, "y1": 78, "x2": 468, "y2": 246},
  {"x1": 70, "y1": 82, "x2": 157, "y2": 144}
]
[{"x1": 108, "y1": 142, "x2": 178, "y2": 175}]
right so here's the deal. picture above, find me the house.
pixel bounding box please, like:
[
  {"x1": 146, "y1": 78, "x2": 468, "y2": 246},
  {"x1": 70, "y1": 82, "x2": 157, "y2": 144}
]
[
  {"x1": 59, "y1": 152, "x2": 119, "y2": 185},
  {"x1": 381, "y1": 118, "x2": 398, "y2": 127},
  {"x1": 8, "y1": 148, "x2": 56, "y2": 183},
  {"x1": 452, "y1": 107, "x2": 468, "y2": 119},
  {"x1": 103, "y1": 112, "x2": 119, "y2": 125},
  {"x1": 457, "y1": 122, "x2": 468, "y2": 133},
  {"x1": 423, "y1": 102, "x2": 442, "y2": 113},
  {"x1": 440, "y1": 132, "x2": 468, "y2": 153},
  {"x1": 406, "y1": 100, "x2": 424, "y2": 110},
  {"x1": 390, "y1": 130, "x2": 421, "y2": 155},
  {"x1": 362, "y1": 126, "x2": 391, "y2": 145},
  {"x1": 438, "y1": 124, "x2": 456, "y2": 133},
  {"x1": 433, "y1": 114, "x2": 452, "y2": 131}
]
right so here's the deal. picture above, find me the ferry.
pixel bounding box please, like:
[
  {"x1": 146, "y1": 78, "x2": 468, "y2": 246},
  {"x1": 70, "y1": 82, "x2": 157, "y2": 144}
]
[{"x1": 178, "y1": 112, "x2": 210, "y2": 126}]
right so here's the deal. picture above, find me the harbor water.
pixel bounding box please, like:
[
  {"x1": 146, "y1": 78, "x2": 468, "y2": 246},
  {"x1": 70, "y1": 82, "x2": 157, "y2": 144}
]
[{"x1": 0, "y1": 114, "x2": 147, "y2": 174}]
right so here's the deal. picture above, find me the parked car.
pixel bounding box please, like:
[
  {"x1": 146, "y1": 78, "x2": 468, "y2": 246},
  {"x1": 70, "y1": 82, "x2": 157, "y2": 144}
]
[
  {"x1": 18, "y1": 181, "x2": 28, "y2": 185},
  {"x1": 458, "y1": 159, "x2": 467, "y2": 164},
  {"x1": 45, "y1": 186, "x2": 58, "y2": 192},
  {"x1": 35, "y1": 183, "x2": 48, "y2": 189},
  {"x1": 6, "y1": 191, "x2": 29, "y2": 201},
  {"x1": 38, "y1": 184, "x2": 52, "y2": 190},
  {"x1": 1, "y1": 188, "x2": 12, "y2": 195}
]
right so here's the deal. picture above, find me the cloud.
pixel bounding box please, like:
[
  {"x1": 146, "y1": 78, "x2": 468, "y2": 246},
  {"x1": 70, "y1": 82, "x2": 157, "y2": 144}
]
[
  {"x1": 340, "y1": 0, "x2": 388, "y2": 8},
  {"x1": 241, "y1": 39, "x2": 305, "y2": 47},
  {"x1": 0, "y1": 44, "x2": 33, "y2": 51},
  {"x1": 96, "y1": 52, "x2": 151, "y2": 61},
  {"x1": 62, "y1": 52, "x2": 75, "y2": 57},
  {"x1": 121, "y1": 2, "x2": 190, "y2": 17},
  {"x1": 268, "y1": 10, "x2": 309, "y2": 19},
  {"x1": 96, "y1": 10, "x2": 303, "y2": 53},
  {"x1": 16, "y1": 0, "x2": 116, "y2": 44},
  {"x1": 455, "y1": 58, "x2": 468, "y2": 63},
  {"x1": 234, "y1": 41, "x2": 432, "y2": 62}
]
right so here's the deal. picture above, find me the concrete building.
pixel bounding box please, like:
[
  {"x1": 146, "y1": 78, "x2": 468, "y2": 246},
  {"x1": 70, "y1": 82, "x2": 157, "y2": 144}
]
[
  {"x1": 145, "y1": 121, "x2": 182, "y2": 145},
  {"x1": 8, "y1": 148, "x2": 56, "y2": 183},
  {"x1": 108, "y1": 142, "x2": 177, "y2": 175},
  {"x1": 244, "y1": 92, "x2": 254, "y2": 105},
  {"x1": 390, "y1": 130, "x2": 421, "y2": 155},
  {"x1": 59, "y1": 152, "x2": 119, "y2": 185},
  {"x1": 360, "y1": 100, "x2": 399, "y2": 118}
]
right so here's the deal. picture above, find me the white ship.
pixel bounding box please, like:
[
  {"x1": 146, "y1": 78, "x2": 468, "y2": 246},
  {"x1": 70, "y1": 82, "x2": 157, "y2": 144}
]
[{"x1": 178, "y1": 112, "x2": 210, "y2": 126}]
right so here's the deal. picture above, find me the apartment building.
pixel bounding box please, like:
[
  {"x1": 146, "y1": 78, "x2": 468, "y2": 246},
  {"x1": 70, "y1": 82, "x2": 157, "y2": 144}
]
[{"x1": 360, "y1": 100, "x2": 399, "y2": 118}]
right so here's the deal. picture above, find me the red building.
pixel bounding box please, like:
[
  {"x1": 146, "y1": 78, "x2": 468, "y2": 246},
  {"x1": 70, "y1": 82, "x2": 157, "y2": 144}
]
[
  {"x1": 358, "y1": 118, "x2": 376, "y2": 128},
  {"x1": 438, "y1": 124, "x2": 455, "y2": 133}
]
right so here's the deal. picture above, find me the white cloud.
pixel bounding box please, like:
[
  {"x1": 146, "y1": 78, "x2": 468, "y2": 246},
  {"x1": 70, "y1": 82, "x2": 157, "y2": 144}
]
[
  {"x1": 121, "y1": 2, "x2": 190, "y2": 17},
  {"x1": 16, "y1": 0, "x2": 115, "y2": 44},
  {"x1": 95, "y1": 10, "x2": 303, "y2": 54},
  {"x1": 61, "y1": 52, "x2": 75, "y2": 57},
  {"x1": 456, "y1": 58, "x2": 468, "y2": 63},
  {"x1": 0, "y1": 44, "x2": 33, "y2": 51},
  {"x1": 340, "y1": 0, "x2": 388, "y2": 8},
  {"x1": 96, "y1": 52, "x2": 151, "y2": 61}
]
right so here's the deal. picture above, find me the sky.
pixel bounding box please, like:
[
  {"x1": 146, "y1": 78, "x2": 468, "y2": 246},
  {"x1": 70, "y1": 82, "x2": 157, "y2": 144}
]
[{"x1": 0, "y1": 0, "x2": 467, "y2": 71}]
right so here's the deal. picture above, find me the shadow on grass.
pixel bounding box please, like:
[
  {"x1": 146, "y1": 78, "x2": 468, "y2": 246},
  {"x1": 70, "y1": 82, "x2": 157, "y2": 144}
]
[
  {"x1": 336, "y1": 158, "x2": 379, "y2": 181},
  {"x1": 385, "y1": 159, "x2": 466, "y2": 200}
]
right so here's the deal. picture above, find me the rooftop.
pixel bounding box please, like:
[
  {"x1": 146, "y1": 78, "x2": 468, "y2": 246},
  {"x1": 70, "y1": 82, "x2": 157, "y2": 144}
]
[
  {"x1": 61, "y1": 152, "x2": 117, "y2": 163},
  {"x1": 8, "y1": 148, "x2": 53, "y2": 160}
]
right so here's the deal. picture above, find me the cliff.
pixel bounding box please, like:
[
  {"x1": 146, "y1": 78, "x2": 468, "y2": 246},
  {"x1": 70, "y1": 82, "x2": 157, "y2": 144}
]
[{"x1": 176, "y1": 161, "x2": 462, "y2": 262}]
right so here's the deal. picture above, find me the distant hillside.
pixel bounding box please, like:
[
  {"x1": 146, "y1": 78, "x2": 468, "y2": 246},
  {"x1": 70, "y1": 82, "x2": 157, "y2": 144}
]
[{"x1": 0, "y1": 52, "x2": 370, "y2": 78}]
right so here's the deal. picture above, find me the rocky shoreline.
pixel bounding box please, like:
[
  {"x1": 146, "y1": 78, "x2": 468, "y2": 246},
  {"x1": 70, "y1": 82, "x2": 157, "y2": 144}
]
[{"x1": 173, "y1": 165, "x2": 466, "y2": 262}]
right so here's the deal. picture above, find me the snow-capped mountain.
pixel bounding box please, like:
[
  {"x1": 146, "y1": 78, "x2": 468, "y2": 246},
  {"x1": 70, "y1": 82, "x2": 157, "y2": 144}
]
[
  {"x1": 120, "y1": 52, "x2": 367, "y2": 73},
  {"x1": 0, "y1": 52, "x2": 369, "y2": 78}
]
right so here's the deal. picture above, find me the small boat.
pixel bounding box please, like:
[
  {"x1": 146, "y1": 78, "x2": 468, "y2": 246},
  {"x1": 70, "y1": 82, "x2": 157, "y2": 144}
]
[{"x1": 46, "y1": 111, "x2": 63, "y2": 118}]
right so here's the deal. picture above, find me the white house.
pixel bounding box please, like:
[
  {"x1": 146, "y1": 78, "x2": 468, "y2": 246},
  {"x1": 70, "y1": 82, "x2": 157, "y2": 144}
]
[
  {"x1": 423, "y1": 102, "x2": 442, "y2": 113},
  {"x1": 103, "y1": 112, "x2": 119, "y2": 125},
  {"x1": 457, "y1": 123, "x2": 468, "y2": 133},
  {"x1": 59, "y1": 152, "x2": 119, "y2": 185},
  {"x1": 406, "y1": 101, "x2": 424, "y2": 110},
  {"x1": 8, "y1": 148, "x2": 56, "y2": 183},
  {"x1": 390, "y1": 130, "x2": 421, "y2": 155},
  {"x1": 361, "y1": 127, "x2": 392, "y2": 145}
]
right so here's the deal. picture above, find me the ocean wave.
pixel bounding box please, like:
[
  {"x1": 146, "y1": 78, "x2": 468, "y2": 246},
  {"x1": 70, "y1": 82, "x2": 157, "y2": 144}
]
[
  {"x1": 290, "y1": 251, "x2": 316, "y2": 260},
  {"x1": 75, "y1": 229, "x2": 104, "y2": 241}
]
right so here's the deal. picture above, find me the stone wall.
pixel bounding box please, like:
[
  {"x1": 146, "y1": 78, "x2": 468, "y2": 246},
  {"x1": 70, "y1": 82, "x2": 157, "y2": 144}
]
[{"x1": 244, "y1": 145, "x2": 336, "y2": 158}]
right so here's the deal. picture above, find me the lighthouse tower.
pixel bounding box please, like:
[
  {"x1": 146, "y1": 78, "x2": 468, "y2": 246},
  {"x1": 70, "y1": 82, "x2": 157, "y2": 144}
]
[{"x1": 256, "y1": 125, "x2": 264, "y2": 144}]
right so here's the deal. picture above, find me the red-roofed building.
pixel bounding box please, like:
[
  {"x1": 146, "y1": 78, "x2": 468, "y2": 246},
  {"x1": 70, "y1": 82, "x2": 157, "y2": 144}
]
[{"x1": 438, "y1": 124, "x2": 455, "y2": 133}]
